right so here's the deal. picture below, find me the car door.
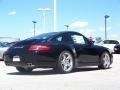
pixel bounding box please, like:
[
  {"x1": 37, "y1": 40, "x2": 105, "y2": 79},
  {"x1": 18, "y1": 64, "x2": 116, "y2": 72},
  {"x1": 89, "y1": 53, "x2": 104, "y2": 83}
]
[{"x1": 70, "y1": 34, "x2": 99, "y2": 63}]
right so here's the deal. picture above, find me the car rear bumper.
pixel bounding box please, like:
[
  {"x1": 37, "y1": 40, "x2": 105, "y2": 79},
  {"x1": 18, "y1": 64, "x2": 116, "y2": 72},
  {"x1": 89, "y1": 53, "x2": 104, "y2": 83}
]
[
  {"x1": 5, "y1": 61, "x2": 56, "y2": 68},
  {"x1": 4, "y1": 54, "x2": 57, "y2": 68}
]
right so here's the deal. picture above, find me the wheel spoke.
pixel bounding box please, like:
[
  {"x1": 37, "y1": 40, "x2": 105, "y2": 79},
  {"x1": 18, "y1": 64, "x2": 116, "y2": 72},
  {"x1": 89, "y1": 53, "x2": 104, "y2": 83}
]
[
  {"x1": 66, "y1": 55, "x2": 71, "y2": 60},
  {"x1": 62, "y1": 54, "x2": 66, "y2": 61},
  {"x1": 63, "y1": 65, "x2": 68, "y2": 71},
  {"x1": 61, "y1": 60, "x2": 65, "y2": 65}
]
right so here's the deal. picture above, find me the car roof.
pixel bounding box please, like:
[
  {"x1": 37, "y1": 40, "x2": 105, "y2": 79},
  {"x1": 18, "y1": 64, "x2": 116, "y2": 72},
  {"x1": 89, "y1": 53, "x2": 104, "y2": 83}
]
[
  {"x1": 54, "y1": 31, "x2": 83, "y2": 35},
  {"x1": 26, "y1": 31, "x2": 83, "y2": 41}
]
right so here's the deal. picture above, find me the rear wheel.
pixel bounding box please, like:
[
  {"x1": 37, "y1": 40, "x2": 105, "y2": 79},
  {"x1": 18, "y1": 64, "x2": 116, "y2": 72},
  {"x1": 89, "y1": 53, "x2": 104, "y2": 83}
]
[
  {"x1": 98, "y1": 52, "x2": 111, "y2": 69},
  {"x1": 57, "y1": 50, "x2": 74, "y2": 73},
  {"x1": 16, "y1": 67, "x2": 33, "y2": 73}
]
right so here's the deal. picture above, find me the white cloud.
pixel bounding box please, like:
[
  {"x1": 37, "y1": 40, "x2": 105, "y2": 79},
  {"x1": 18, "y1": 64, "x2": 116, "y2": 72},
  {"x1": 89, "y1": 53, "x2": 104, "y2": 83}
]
[
  {"x1": 111, "y1": 34, "x2": 119, "y2": 38},
  {"x1": 37, "y1": 8, "x2": 51, "y2": 11},
  {"x1": 99, "y1": 27, "x2": 111, "y2": 31},
  {"x1": 8, "y1": 11, "x2": 16, "y2": 15},
  {"x1": 70, "y1": 21, "x2": 88, "y2": 29},
  {"x1": 79, "y1": 29, "x2": 96, "y2": 38}
]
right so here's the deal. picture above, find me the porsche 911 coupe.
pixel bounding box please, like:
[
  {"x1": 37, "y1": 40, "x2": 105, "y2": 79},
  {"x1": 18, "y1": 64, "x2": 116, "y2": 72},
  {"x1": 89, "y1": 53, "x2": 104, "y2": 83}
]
[{"x1": 4, "y1": 31, "x2": 113, "y2": 73}]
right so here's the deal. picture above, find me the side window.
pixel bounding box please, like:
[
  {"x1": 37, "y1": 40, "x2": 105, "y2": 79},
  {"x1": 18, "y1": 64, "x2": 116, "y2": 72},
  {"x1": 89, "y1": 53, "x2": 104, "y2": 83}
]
[
  {"x1": 71, "y1": 35, "x2": 85, "y2": 44},
  {"x1": 56, "y1": 36, "x2": 63, "y2": 42},
  {"x1": 52, "y1": 36, "x2": 63, "y2": 42}
]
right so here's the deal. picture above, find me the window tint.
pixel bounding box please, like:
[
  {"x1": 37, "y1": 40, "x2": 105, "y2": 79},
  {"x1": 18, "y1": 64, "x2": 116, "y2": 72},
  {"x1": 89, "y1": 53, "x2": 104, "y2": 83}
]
[
  {"x1": 56, "y1": 36, "x2": 62, "y2": 42},
  {"x1": 52, "y1": 34, "x2": 68, "y2": 43},
  {"x1": 71, "y1": 35, "x2": 85, "y2": 44},
  {"x1": 52, "y1": 36, "x2": 62, "y2": 42},
  {"x1": 53, "y1": 36, "x2": 63, "y2": 42}
]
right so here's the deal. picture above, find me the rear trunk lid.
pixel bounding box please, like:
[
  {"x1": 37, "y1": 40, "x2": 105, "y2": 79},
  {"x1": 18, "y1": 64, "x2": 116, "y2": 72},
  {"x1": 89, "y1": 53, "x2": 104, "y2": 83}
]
[{"x1": 7, "y1": 39, "x2": 45, "y2": 54}]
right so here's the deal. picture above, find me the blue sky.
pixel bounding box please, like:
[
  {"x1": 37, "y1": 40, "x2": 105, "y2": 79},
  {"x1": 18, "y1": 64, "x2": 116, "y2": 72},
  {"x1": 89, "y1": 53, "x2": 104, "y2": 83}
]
[{"x1": 0, "y1": 0, "x2": 120, "y2": 40}]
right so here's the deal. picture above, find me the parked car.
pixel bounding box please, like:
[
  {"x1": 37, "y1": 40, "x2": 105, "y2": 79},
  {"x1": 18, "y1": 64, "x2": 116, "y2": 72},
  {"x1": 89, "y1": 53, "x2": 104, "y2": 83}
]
[
  {"x1": 3, "y1": 41, "x2": 19, "y2": 47},
  {"x1": 114, "y1": 44, "x2": 120, "y2": 54},
  {"x1": 102, "y1": 40, "x2": 119, "y2": 53},
  {"x1": 0, "y1": 42, "x2": 9, "y2": 60},
  {"x1": 4, "y1": 31, "x2": 113, "y2": 73}
]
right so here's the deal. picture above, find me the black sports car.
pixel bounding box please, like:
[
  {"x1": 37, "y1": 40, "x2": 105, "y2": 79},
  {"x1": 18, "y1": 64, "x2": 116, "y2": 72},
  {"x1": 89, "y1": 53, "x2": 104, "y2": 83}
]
[
  {"x1": 4, "y1": 31, "x2": 113, "y2": 73},
  {"x1": 114, "y1": 44, "x2": 120, "y2": 54}
]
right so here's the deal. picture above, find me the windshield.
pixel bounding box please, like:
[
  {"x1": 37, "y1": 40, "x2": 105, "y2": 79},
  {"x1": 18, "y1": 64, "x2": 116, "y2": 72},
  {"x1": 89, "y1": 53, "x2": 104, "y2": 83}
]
[{"x1": 26, "y1": 32, "x2": 58, "y2": 40}]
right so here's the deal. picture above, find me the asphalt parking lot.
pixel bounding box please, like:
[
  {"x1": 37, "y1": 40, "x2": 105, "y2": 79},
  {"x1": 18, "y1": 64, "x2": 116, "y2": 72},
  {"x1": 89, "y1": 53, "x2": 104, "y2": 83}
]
[{"x1": 0, "y1": 54, "x2": 120, "y2": 90}]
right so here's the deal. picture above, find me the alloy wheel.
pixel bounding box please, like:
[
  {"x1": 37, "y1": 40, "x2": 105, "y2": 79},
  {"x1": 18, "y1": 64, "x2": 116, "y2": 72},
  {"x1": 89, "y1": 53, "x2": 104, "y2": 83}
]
[{"x1": 58, "y1": 51, "x2": 74, "y2": 73}]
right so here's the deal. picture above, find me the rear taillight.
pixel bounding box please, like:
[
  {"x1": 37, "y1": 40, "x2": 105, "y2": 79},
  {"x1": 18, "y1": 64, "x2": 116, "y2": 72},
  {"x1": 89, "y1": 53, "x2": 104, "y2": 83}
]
[{"x1": 29, "y1": 45, "x2": 51, "y2": 51}]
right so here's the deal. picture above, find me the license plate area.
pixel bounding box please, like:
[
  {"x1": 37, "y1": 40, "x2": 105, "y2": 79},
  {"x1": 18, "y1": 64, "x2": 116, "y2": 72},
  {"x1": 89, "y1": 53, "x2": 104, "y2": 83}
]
[{"x1": 13, "y1": 56, "x2": 20, "y2": 62}]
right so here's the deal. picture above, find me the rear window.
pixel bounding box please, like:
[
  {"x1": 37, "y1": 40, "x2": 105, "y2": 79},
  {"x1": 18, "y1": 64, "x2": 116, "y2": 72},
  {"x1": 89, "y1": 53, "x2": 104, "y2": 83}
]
[
  {"x1": 104, "y1": 40, "x2": 119, "y2": 44},
  {"x1": 26, "y1": 32, "x2": 58, "y2": 40}
]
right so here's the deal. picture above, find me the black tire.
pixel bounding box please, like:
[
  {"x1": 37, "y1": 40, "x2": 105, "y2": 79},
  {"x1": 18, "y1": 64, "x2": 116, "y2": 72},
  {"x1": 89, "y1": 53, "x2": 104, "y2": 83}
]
[
  {"x1": 16, "y1": 67, "x2": 33, "y2": 73},
  {"x1": 98, "y1": 52, "x2": 111, "y2": 69},
  {"x1": 56, "y1": 50, "x2": 74, "y2": 73}
]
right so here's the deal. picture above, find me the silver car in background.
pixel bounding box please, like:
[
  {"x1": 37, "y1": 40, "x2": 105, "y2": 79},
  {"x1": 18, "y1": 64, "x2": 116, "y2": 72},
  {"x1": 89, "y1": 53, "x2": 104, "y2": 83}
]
[
  {"x1": 0, "y1": 42, "x2": 9, "y2": 60},
  {"x1": 102, "y1": 40, "x2": 119, "y2": 53}
]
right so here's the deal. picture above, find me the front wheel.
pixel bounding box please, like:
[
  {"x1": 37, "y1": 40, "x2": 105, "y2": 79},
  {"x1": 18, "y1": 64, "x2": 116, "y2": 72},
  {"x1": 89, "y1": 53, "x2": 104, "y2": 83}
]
[
  {"x1": 57, "y1": 50, "x2": 74, "y2": 73},
  {"x1": 98, "y1": 52, "x2": 111, "y2": 69},
  {"x1": 16, "y1": 67, "x2": 33, "y2": 73}
]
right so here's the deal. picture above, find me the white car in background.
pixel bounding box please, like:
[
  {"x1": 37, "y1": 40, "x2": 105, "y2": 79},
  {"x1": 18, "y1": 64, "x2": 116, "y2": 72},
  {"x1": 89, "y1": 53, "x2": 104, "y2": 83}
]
[
  {"x1": 0, "y1": 42, "x2": 9, "y2": 60},
  {"x1": 102, "y1": 40, "x2": 119, "y2": 53}
]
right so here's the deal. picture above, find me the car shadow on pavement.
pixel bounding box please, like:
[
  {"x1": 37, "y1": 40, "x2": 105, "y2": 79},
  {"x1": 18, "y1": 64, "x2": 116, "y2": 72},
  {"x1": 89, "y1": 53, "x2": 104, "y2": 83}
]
[
  {"x1": 6, "y1": 67, "x2": 112, "y2": 76},
  {"x1": 73, "y1": 67, "x2": 112, "y2": 73},
  {"x1": 0, "y1": 59, "x2": 4, "y2": 61},
  {"x1": 73, "y1": 67, "x2": 99, "y2": 72},
  {"x1": 7, "y1": 69, "x2": 58, "y2": 76}
]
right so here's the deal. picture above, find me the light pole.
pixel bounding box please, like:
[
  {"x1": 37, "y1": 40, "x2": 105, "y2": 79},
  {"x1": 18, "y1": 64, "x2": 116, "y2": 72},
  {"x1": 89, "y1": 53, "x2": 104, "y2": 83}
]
[
  {"x1": 65, "y1": 25, "x2": 69, "y2": 30},
  {"x1": 105, "y1": 15, "x2": 110, "y2": 40},
  {"x1": 54, "y1": 0, "x2": 57, "y2": 32},
  {"x1": 37, "y1": 8, "x2": 50, "y2": 33},
  {"x1": 32, "y1": 21, "x2": 37, "y2": 37}
]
